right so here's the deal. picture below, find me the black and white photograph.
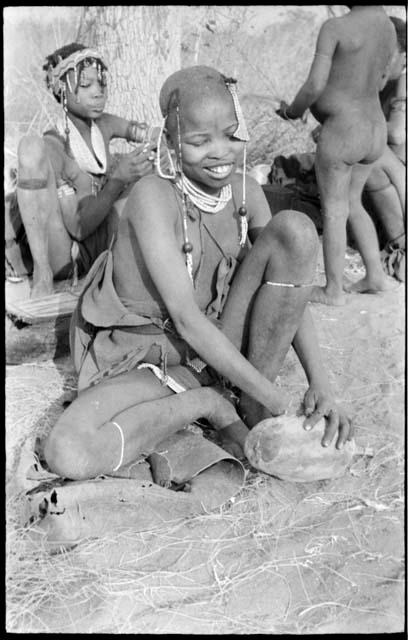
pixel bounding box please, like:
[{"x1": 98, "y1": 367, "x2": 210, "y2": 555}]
[{"x1": 5, "y1": 4, "x2": 406, "y2": 634}]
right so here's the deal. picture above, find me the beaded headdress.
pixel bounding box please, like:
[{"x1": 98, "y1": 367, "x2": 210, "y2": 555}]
[
  {"x1": 44, "y1": 48, "x2": 108, "y2": 98},
  {"x1": 44, "y1": 47, "x2": 108, "y2": 160}
]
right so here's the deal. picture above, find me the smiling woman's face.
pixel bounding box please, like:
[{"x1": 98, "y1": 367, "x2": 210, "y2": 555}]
[
  {"x1": 65, "y1": 65, "x2": 107, "y2": 120},
  {"x1": 167, "y1": 90, "x2": 245, "y2": 194}
]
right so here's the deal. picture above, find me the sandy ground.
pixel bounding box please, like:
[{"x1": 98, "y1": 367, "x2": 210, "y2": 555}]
[{"x1": 5, "y1": 246, "x2": 405, "y2": 634}]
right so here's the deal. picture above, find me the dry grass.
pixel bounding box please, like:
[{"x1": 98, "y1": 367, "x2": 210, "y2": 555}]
[
  {"x1": 6, "y1": 449, "x2": 404, "y2": 633},
  {"x1": 4, "y1": 6, "x2": 406, "y2": 634},
  {"x1": 6, "y1": 258, "x2": 405, "y2": 633}
]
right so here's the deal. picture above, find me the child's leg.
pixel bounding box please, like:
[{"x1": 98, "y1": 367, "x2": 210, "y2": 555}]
[
  {"x1": 221, "y1": 210, "x2": 319, "y2": 426},
  {"x1": 310, "y1": 141, "x2": 352, "y2": 306},
  {"x1": 17, "y1": 135, "x2": 72, "y2": 297},
  {"x1": 382, "y1": 146, "x2": 406, "y2": 215},
  {"x1": 365, "y1": 160, "x2": 405, "y2": 247},
  {"x1": 347, "y1": 163, "x2": 399, "y2": 293},
  {"x1": 44, "y1": 367, "x2": 241, "y2": 480}
]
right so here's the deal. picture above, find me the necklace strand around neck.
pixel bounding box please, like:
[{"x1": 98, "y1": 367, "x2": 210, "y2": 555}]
[{"x1": 176, "y1": 174, "x2": 232, "y2": 213}]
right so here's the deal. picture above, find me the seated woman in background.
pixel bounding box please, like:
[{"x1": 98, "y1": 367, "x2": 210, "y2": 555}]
[
  {"x1": 43, "y1": 65, "x2": 352, "y2": 482},
  {"x1": 9, "y1": 42, "x2": 159, "y2": 298},
  {"x1": 363, "y1": 16, "x2": 406, "y2": 281}
]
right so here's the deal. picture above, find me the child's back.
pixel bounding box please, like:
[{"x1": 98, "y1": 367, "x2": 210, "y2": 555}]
[{"x1": 312, "y1": 7, "x2": 397, "y2": 122}]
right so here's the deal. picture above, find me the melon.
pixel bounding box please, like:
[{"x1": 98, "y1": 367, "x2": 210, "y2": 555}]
[{"x1": 244, "y1": 415, "x2": 357, "y2": 482}]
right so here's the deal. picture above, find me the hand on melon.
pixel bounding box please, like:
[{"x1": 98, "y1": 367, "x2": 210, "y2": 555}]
[{"x1": 302, "y1": 383, "x2": 353, "y2": 450}]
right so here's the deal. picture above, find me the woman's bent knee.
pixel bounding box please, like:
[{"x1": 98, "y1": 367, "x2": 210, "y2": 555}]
[
  {"x1": 44, "y1": 422, "x2": 95, "y2": 480},
  {"x1": 268, "y1": 209, "x2": 319, "y2": 256}
]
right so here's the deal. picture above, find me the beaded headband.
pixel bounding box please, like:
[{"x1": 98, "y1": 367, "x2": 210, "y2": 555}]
[{"x1": 45, "y1": 48, "x2": 108, "y2": 97}]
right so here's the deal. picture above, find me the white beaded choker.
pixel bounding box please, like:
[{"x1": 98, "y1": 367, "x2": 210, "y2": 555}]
[{"x1": 175, "y1": 174, "x2": 232, "y2": 213}]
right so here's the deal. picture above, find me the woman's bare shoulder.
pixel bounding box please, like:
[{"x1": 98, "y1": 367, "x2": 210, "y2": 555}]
[
  {"x1": 132, "y1": 174, "x2": 176, "y2": 197},
  {"x1": 124, "y1": 175, "x2": 178, "y2": 222}
]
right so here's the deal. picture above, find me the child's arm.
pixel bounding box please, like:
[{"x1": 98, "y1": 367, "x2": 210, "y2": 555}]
[
  {"x1": 280, "y1": 20, "x2": 338, "y2": 120},
  {"x1": 387, "y1": 72, "x2": 406, "y2": 147},
  {"x1": 47, "y1": 132, "x2": 152, "y2": 241},
  {"x1": 98, "y1": 113, "x2": 151, "y2": 144}
]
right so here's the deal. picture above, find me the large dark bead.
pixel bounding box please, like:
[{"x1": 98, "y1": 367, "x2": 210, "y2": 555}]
[
  {"x1": 238, "y1": 205, "x2": 247, "y2": 217},
  {"x1": 183, "y1": 241, "x2": 193, "y2": 254}
]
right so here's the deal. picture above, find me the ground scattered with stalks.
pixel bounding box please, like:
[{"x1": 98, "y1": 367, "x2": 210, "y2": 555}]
[
  {"x1": 5, "y1": 6, "x2": 406, "y2": 633},
  {"x1": 6, "y1": 247, "x2": 405, "y2": 634}
]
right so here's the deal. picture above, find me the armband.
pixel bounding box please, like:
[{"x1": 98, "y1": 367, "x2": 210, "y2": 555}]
[
  {"x1": 57, "y1": 181, "x2": 76, "y2": 199},
  {"x1": 126, "y1": 121, "x2": 149, "y2": 143},
  {"x1": 389, "y1": 97, "x2": 406, "y2": 113},
  {"x1": 280, "y1": 104, "x2": 295, "y2": 120}
]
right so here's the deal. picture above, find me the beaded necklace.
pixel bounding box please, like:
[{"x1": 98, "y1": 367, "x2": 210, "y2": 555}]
[
  {"x1": 161, "y1": 77, "x2": 249, "y2": 285},
  {"x1": 174, "y1": 106, "x2": 248, "y2": 285},
  {"x1": 56, "y1": 117, "x2": 107, "y2": 175},
  {"x1": 175, "y1": 175, "x2": 232, "y2": 214}
]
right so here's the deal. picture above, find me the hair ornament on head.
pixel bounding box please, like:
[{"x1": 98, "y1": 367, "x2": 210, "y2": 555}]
[
  {"x1": 45, "y1": 47, "x2": 107, "y2": 98},
  {"x1": 224, "y1": 77, "x2": 250, "y2": 142}
]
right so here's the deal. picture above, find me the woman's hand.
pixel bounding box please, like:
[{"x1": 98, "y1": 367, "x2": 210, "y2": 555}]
[{"x1": 302, "y1": 383, "x2": 353, "y2": 449}]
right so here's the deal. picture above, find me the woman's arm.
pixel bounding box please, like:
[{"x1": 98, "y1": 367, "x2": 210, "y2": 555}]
[
  {"x1": 292, "y1": 305, "x2": 329, "y2": 389},
  {"x1": 292, "y1": 305, "x2": 352, "y2": 447},
  {"x1": 127, "y1": 176, "x2": 287, "y2": 416}
]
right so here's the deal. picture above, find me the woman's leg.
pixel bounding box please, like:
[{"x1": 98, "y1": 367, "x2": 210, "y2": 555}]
[
  {"x1": 221, "y1": 210, "x2": 319, "y2": 426},
  {"x1": 44, "y1": 367, "x2": 241, "y2": 480},
  {"x1": 17, "y1": 135, "x2": 72, "y2": 297}
]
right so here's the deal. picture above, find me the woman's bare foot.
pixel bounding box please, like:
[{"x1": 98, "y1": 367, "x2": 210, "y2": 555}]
[
  {"x1": 309, "y1": 285, "x2": 346, "y2": 306},
  {"x1": 345, "y1": 274, "x2": 400, "y2": 294},
  {"x1": 204, "y1": 389, "x2": 248, "y2": 458},
  {"x1": 205, "y1": 386, "x2": 241, "y2": 430},
  {"x1": 218, "y1": 419, "x2": 249, "y2": 458}
]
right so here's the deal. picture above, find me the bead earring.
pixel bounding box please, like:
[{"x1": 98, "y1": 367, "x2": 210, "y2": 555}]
[
  {"x1": 156, "y1": 117, "x2": 177, "y2": 180},
  {"x1": 238, "y1": 144, "x2": 248, "y2": 247},
  {"x1": 176, "y1": 106, "x2": 194, "y2": 284},
  {"x1": 224, "y1": 78, "x2": 249, "y2": 247},
  {"x1": 62, "y1": 85, "x2": 71, "y2": 154}
]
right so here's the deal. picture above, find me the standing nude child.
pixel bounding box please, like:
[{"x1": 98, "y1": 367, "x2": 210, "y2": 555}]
[{"x1": 277, "y1": 5, "x2": 399, "y2": 305}]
